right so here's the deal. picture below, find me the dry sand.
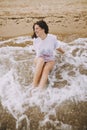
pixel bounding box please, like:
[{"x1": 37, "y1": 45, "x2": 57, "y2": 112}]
[{"x1": 0, "y1": 0, "x2": 87, "y2": 42}]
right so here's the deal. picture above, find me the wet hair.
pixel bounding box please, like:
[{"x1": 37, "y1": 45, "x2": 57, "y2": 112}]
[{"x1": 32, "y1": 20, "x2": 49, "y2": 38}]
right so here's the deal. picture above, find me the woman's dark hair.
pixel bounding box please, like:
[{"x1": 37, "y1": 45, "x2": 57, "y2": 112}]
[{"x1": 32, "y1": 20, "x2": 49, "y2": 38}]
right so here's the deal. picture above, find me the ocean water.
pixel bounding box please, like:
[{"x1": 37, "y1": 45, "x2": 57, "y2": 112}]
[{"x1": 0, "y1": 36, "x2": 87, "y2": 130}]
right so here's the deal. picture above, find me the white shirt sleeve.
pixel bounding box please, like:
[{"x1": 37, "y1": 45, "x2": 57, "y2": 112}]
[{"x1": 54, "y1": 36, "x2": 61, "y2": 49}]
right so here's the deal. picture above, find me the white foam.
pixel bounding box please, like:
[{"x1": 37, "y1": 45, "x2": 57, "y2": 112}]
[
  {"x1": 0, "y1": 36, "x2": 33, "y2": 45},
  {"x1": 0, "y1": 36, "x2": 87, "y2": 128}
]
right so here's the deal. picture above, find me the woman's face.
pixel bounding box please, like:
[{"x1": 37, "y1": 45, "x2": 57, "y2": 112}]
[{"x1": 34, "y1": 24, "x2": 44, "y2": 37}]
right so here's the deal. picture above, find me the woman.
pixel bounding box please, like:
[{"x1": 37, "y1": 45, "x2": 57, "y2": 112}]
[{"x1": 32, "y1": 20, "x2": 64, "y2": 89}]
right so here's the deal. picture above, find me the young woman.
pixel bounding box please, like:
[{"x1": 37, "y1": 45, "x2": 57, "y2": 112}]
[{"x1": 32, "y1": 20, "x2": 65, "y2": 89}]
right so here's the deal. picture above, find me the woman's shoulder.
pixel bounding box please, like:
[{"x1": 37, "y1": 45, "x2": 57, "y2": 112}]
[
  {"x1": 48, "y1": 34, "x2": 57, "y2": 40},
  {"x1": 33, "y1": 37, "x2": 40, "y2": 43}
]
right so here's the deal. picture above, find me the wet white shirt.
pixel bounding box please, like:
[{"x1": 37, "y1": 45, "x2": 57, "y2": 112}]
[{"x1": 33, "y1": 34, "x2": 61, "y2": 62}]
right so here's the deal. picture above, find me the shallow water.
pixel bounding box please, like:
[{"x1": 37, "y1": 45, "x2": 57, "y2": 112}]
[{"x1": 0, "y1": 36, "x2": 87, "y2": 130}]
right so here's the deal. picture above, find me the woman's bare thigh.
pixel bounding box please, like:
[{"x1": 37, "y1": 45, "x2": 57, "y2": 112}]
[
  {"x1": 44, "y1": 61, "x2": 55, "y2": 72},
  {"x1": 34, "y1": 57, "x2": 45, "y2": 65}
]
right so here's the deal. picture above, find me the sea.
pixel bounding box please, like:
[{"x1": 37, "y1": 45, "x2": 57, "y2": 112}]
[{"x1": 0, "y1": 36, "x2": 87, "y2": 130}]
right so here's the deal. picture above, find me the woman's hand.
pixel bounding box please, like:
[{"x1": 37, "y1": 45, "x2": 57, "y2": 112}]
[{"x1": 57, "y1": 48, "x2": 65, "y2": 54}]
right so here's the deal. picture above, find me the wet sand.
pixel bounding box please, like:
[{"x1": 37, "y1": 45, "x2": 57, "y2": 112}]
[{"x1": 0, "y1": 0, "x2": 87, "y2": 42}]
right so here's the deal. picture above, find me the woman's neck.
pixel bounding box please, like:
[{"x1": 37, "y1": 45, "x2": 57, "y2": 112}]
[{"x1": 40, "y1": 33, "x2": 47, "y2": 40}]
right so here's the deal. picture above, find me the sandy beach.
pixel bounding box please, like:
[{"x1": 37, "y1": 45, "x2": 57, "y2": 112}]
[{"x1": 0, "y1": 0, "x2": 87, "y2": 42}]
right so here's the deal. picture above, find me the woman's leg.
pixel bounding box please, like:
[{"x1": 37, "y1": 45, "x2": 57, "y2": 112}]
[
  {"x1": 38, "y1": 61, "x2": 55, "y2": 88},
  {"x1": 33, "y1": 57, "x2": 45, "y2": 87}
]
